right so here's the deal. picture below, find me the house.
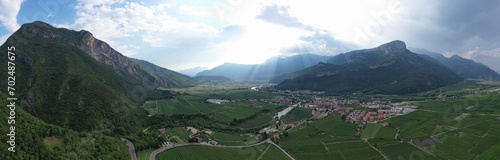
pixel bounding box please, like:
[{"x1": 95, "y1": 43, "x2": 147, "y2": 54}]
[
  {"x1": 158, "y1": 128, "x2": 166, "y2": 134},
  {"x1": 382, "y1": 122, "x2": 389, "y2": 127},
  {"x1": 209, "y1": 140, "x2": 218, "y2": 145},
  {"x1": 369, "y1": 116, "x2": 375, "y2": 122},
  {"x1": 272, "y1": 134, "x2": 280, "y2": 140},
  {"x1": 207, "y1": 99, "x2": 229, "y2": 104}
]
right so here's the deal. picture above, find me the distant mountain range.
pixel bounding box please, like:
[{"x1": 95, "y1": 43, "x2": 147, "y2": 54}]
[
  {"x1": 177, "y1": 66, "x2": 209, "y2": 77},
  {"x1": 0, "y1": 21, "x2": 195, "y2": 132},
  {"x1": 459, "y1": 52, "x2": 500, "y2": 76},
  {"x1": 195, "y1": 54, "x2": 331, "y2": 81},
  {"x1": 194, "y1": 76, "x2": 232, "y2": 82},
  {"x1": 410, "y1": 48, "x2": 500, "y2": 80},
  {"x1": 273, "y1": 40, "x2": 462, "y2": 94}
]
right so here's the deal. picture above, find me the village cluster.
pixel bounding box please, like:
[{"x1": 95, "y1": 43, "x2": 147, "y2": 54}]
[{"x1": 157, "y1": 96, "x2": 417, "y2": 146}]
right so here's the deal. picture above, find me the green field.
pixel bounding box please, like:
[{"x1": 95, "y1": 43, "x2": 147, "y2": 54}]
[
  {"x1": 387, "y1": 93, "x2": 500, "y2": 159},
  {"x1": 374, "y1": 126, "x2": 398, "y2": 139},
  {"x1": 156, "y1": 143, "x2": 290, "y2": 160},
  {"x1": 281, "y1": 108, "x2": 312, "y2": 123},
  {"x1": 210, "y1": 132, "x2": 253, "y2": 145},
  {"x1": 137, "y1": 149, "x2": 154, "y2": 160},
  {"x1": 361, "y1": 123, "x2": 398, "y2": 139},
  {"x1": 149, "y1": 85, "x2": 500, "y2": 159},
  {"x1": 379, "y1": 142, "x2": 433, "y2": 160},
  {"x1": 237, "y1": 113, "x2": 274, "y2": 129},
  {"x1": 172, "y1": 85, "x2": 283, "y2": 100},
  {"x1": 361, "y1": 124, "x2": 381, "y2": 139},
  {"x1": 278, "y1": 116, "x2": 361, "y2": 159},
  {"x1": 259, "y1": 145, "x2": 291, "y2": 160},
  {"x1": 164, "y1": 127, "x2": 192, "y2": 142},
  {"x1": 326, "y1": 141, "x2": 384, "y2": 160}
]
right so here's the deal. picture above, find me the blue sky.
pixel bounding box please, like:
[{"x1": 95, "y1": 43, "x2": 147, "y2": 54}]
[{"x1": 1, "y1": 0, "x2": 500, "y2": 71}]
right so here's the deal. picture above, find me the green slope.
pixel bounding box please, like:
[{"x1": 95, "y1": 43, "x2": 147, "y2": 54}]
[
  {"x1": 0, "y1": 92, "x2": 130, "y2": 159},
  {"x1": 0, "y1": 21, "x2": 194, "y2": 132}
]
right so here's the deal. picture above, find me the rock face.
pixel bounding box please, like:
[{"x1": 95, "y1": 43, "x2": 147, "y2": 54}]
[
  {"x1": 15, "y1": 21, "x2": 139, "y2": 74},
  {"x1": 77, "y1": 30, "x2": 138, "y2": 73}
]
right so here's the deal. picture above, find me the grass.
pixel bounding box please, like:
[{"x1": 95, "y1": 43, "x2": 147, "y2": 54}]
[
  {"x1": 259, "y1": 145, "x2": 290, "y2": 160},
  {"x1": 165, "y1": 127, "x2": 192, "y2": 142},
  {"x1": 156, "y1": 143, "x2": 270, "y2": 160},
  {"x1": 326, "y1": 141, "x2": 384, "y2": 160},
  {"x1": 361, "y1": 123, "x2": 381, "y2": 139},
  {"x1": 236, "y1": 113, "x2": 274, "y2": 129},
  {"x1": 210, "y1": 132, "x2": 252, "y2": 145},
  {"x1": 379, "y1": 142, "x2": 433, "y2": 160},
  {"x1": 137, "y1": 149, "x2": 154, "y2": 160},
  {"x1": 43, "y1": 136, "x2": 64, "y2": 149},
  {"x1": 374, "y1": 126, "x2": 398, "y2": 139},
  {"x1": 278, "y1": 115, "x2": 361, "y2": 159},
  {"x1": 281, "y1": 108, "x2": 312, "y2": 123}
]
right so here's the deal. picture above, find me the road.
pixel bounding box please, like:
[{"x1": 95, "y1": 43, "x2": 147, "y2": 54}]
[
  {"x1": 122, "y1": 138, "x2": 137, "y2": 160},
  {"x1": 149, "y1": 139, "x2": 294, "y2": 160},
  {"x1": 267, "y1": 139, "x2": 295, "y2": 160}
]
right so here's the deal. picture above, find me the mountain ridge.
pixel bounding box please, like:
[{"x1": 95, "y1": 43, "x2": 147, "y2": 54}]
[
  {"x1": 274, "y1": 40, "x2": 462, "y2": 94},
  {"x1": 196, "y1": 54, "x2": 332, "y2": 81},
  {"x1": 411, "y1": 48, "x2": 500, "y2": 80},
  {"x1": 0, "y1": 21, "x2": 194, "y2": 132}
]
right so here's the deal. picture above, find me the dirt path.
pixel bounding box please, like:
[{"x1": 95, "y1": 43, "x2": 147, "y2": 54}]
[{"x1": 365, "y1": 139, "x2": 389, "y2": 160}]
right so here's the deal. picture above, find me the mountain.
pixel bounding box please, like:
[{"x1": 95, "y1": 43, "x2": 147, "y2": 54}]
[
  {"x1": 177, "y1": 66, "x2": 209, "y2": 77},
  {"x1": 0, "y1": 21, "x2": 195, "y2": 132},
  {"x1": 460, "y1": 52, "x2": 500, "y2": 75},
  {"x1": 195, "y1": 54, "x2": 331, "y2": 81},
  {"x1": 194, "y1": 76, "x2": 232, "y2": 82},
  {"x1": 273, "y1": 40, "x2": 462, "y2": 94},
  {"x1": 410, "y1": 48, "x2": 500, "y2": 80}
]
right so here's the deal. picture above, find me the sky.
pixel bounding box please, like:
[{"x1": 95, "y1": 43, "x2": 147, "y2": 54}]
[{"x1": 1, "y1": 0, "x2": 500, "y2": 71}]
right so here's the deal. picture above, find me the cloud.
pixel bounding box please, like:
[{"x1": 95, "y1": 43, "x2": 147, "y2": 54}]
[
  {"x1": 281, "y1": 31, "x2": 354, "y2": 55},
  {"x1": 0, "y1": 0, "x2": 24, "y2": 32},
  {"x1": 59, "y1": 0, "x2": 245, "y2": 57},
  {"x1": 376, "y1": 0, "x2": 500, "y2": 52},
  {"x1": 0, "y1": 34, "x2": 9, "y2": 45},
  {"x1": 256, "y1": 4, "x2": 317, "y2": 31}
]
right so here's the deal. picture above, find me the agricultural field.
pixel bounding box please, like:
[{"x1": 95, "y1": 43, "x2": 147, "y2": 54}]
[
  {"x1": 281, "y1": 108, "x2": 312, "y2": 123},
  {"x1": 172, "y1": 85, "x2": 283, "y2": 100},
  {"x1": 360, "y1": 123, "x2": 398, "y2": 139},
  {"x1": 385, "y1": 92, "x2": 500, "y2": 159},
  {"x1": 164, "y1": 127, "x2": 192, "y2": 142},
  {"x1": 144, "y1": 85, "x2": 282, "y2": 130},
  {"x1": 278, "y1": 116, "x2": 361, "y2": 159},
  {"x1": 374, "y1": 126, "x2": 398, "y2": 139},
  {"x1": 326, "y1": 141, "x2": 384, "y2": 160},
  {"x1": 236, "y1": 113, "x2": 274, "y2": 129},
  {"x1": 259, "y1": 145, "x2": 291, "y2": 160},
  {"x1": 150, "y1": 84, "x2": 500, "y2": 160},
  {"x1": 379, "y1": 142, "x2": 433, "y2": 160},
  {"x1": 156, "y1": 143, "x2": 288, "y2": 160},
  {"x1": 210, "y1": 132, "x2": 253, "y2": 146},
  {"x1": 361, "y1": 124, "x2": 381, "y2": 139}
]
